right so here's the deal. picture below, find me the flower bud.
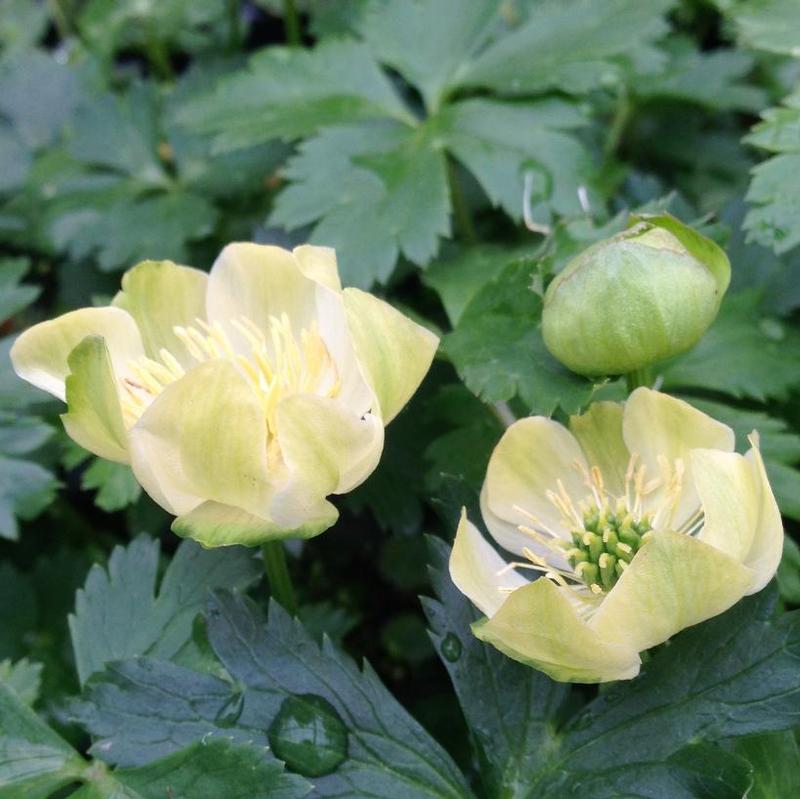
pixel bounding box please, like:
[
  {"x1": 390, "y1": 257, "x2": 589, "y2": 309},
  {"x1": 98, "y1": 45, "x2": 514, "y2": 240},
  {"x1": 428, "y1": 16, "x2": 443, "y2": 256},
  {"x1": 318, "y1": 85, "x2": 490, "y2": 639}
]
[{"x1": 542, "y1": 214, "x2": 730, "y2": 376}]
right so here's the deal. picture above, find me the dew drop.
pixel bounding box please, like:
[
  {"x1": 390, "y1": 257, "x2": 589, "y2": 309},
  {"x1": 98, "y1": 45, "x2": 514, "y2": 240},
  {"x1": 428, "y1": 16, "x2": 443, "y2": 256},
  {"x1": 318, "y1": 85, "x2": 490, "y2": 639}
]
[
  {"x1": 440, "y1": 633, "x2": 462, "y2": 662},
  {"x1": 268, "y1": 694, "x2": 349, "y2": 777}
]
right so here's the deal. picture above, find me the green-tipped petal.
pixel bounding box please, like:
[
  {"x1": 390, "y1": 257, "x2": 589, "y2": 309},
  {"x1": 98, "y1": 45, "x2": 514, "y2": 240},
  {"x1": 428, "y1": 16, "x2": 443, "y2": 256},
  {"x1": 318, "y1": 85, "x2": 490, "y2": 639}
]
[
  {"x1": 112, "y1": 259, "x2": 208, "y2": 367},
  {"x1": 293, "y1": 244, "x2": 342, "y2": 292},
  {"x1": 743, "y1": 443, "x2": 783, "y2": 593},
  {"x1": 272, "y1": 395, "x2": 384, "y2": 529},
  {"x1": 482, "y1": 417, "x2": 587, "y2": 555},
  {"x1": 569, "y1": 401, "x2": 628, "y2": 496},
  {"x1": 10, "y1": 307, "x2": 143, "y2": 401},
  {"x1": 342, "y1": 287, "x2": 439, "y2": 423},
  {"x1": 129, "y1": 360, "x2": 270, "y2": 520},
  {"x1": 206, "y1": 242, "x2": 317, "y2": 345},
  {"x1": 623, "y1": 388, "x2": 734, "y2": 526},
  {"x1": 589, "y1": 530, "x2": 753, "y2": 653},
  {"x1": 62, "y1": 336, "x2": 129, "y2": 463},
  {"x1": 473, "y1": 578, "x2": 640, "y2": 683},
  {"x1": 450, "y1": 510, "x2": 527, "y2": 618},
  {"x1": 173, "y1": 500, "x2": 336, "y2": 548}
]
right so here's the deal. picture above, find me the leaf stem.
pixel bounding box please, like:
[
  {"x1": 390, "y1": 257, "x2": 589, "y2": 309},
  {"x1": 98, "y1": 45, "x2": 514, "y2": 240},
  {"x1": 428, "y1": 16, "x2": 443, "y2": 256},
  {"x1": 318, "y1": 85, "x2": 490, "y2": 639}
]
[
  {"x1": 262, "y1": 541, "x2": 297, "y2": 615},
  {"x1": 227, "y1": 0, "x2": 242, "y2": 51},
  {"x1": 603, "y1": 86, "x2": 631, "y2": 161},
  {"x1": 625, "y1": 366, "x2": 653, "y2": 394},
  {"x1": 447, "y1": 159, "x2": 477, "y2": 245},
  {"x1": 283, "y1": 0, "x2": 301, "y2": 46}
]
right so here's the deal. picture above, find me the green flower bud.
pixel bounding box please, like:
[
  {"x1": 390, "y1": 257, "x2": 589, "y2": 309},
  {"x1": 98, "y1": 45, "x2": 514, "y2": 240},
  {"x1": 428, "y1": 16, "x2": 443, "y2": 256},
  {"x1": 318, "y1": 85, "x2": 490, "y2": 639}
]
[{"x1": 542, "y1": 213, "x2": 730, "y2": 376}]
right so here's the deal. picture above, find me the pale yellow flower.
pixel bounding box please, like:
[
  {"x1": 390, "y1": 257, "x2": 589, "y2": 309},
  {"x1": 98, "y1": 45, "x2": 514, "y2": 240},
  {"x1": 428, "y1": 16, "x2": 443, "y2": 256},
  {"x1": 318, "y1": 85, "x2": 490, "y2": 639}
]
[
  {"x1": 11, "y1": 243, "x2": 438, "y2": 546},
  {"x1": 450, "y1": 389, "x2": 783, "y2": 682}
]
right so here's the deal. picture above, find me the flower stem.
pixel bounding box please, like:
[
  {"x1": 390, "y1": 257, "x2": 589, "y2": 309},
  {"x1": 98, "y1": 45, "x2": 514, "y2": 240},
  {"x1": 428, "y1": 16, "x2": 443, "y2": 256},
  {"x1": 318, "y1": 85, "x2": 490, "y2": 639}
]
[
  {"x1": 447, "y1": 159, "x2": 478, "y2": 245},
  {"x1": 283, "y1": 0, "x2": 301, "y2": 45},
  {"x1": 262, "y1": 541, "x2": 297, "y2": 615},
  {"x1": 625, "y1": 366, "x2": 653, "y2": 394}
]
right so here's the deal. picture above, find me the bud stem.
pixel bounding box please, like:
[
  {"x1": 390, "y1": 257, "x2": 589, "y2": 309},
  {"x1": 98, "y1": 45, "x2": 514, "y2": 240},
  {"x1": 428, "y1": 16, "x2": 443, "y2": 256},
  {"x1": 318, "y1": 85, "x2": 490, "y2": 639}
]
[
  {"x1": 262, "y1": 541, "x2": 298, "y2": 615},
  {"x1": 625, "y1": 367, "x2": 653, "y2": 394}
]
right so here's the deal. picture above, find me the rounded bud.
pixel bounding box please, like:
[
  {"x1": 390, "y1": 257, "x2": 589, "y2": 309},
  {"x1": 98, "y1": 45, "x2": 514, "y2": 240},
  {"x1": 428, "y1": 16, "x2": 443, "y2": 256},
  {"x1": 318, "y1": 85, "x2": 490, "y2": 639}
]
[{"x1": 542, "y1": 213, "x2": 730, "y2": 376}]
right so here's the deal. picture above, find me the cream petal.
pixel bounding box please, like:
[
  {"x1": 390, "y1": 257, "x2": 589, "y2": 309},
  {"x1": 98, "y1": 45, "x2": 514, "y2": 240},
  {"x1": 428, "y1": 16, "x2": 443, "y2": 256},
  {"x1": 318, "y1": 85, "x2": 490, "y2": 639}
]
[
  {"x1": 61, "y1": 336, "x2": 129, "y2": 463},
  {"x1": 450, "y1": 510, "x2": 528, "y2": 618},
  {"x1": 342, "y1": 288, "x2": 439, "y2": 423},
  {"x1": 569, "y1": 401, "x2": 628, "y2": 497},
  {"x1": 10, "y1": 307, "x2": 144, "y2": 401},
  {"x1": 482, "y1": 417, "x2": 589, "y2": 555},
  {"x1": 129, "y1": 360, "x2": 270, "y2": 518},
  {"x1": 206, "y1": 242, "x2": 318, "y2": 350},
  {"x1": 589, "y1": 530, "x2": 753, "y2": 653},
  {"x1": 622, "y1": 388, "x2": 735, "y2": 528},
  {"x1": 473, "y1": 578, "x2": 641, "y2": 683},
  {"x1": 112, "y1": 259, "x2": 209, "y2": 368},
  {"x1": 293, "y1": 244, "x2": 342, "y2": 292}
]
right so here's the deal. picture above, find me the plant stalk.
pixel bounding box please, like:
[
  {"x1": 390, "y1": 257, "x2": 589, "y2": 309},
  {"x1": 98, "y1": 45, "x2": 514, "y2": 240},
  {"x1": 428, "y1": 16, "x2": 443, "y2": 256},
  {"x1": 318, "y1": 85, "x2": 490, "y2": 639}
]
[
  {"x1": 447, "y1": 159, "x2": 477, "y2": 245},
  {"x1": 625, "y1": 366, "x2": 653, "y2": 394},
  {"x1": 283, "y1": 0, "x2": 301, "y2": 46},
  {"x1": 262, "y1": 541, "x2": 297, "y2": 615}
]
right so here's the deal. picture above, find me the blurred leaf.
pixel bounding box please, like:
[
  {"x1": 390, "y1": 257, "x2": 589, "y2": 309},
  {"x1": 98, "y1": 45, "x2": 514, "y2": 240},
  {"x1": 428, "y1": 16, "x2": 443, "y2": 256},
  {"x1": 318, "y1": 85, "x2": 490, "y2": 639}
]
[
  {"x1": 0, "y1": 563, "x2": 37, "y2": 660},
  {"x1": 69, "y1": 536, "x2": 260, "y2": 685},
  {"x1": 662, "y1": 290, "x2": 800, "y2": 401},
  {"x1": 443, "y1": 256, "x2": 595, "y2": 415},
  {"x1": 72, "y1": 592, "x2": 474, "y2": 797},
  {"x1": 381, "y1": 613, "x2": 434, "y2": 665},
  {"x1": 777, "y1": 537, "x2": 800, "y2": 605},
  {"x1": 734, "y1": 731, "x2": 800, "y2": 798},
  {"x1": 80, "y1": 459, "x2": 141, "y2": 513},
  {"x1": 0, "y1": 658, "x2": 42, "y2": 706},
  {"x1": 0, "y1": 0, "x2": 49, "y2": 50},
  {"x1": 458, "y1": 0, "x2": 672, "y2": 96},
  {"x1": 0, "y1": 257, "x2": 40, "y2": 324},
  {"x1": 0, "y1": 454, "x2": 58, "y2": 541},
  {"x1": 297, "y1": 601, "x2": 360, "y2": 644},
  {"x1": 722, "y1": 0, "x2": 800, "y2": 56}
]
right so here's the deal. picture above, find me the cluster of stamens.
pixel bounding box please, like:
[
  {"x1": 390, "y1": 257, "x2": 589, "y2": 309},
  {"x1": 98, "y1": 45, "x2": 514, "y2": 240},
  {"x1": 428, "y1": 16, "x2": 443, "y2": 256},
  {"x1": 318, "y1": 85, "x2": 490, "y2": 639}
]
[
  {"x1": 499, "y1": 452, "x2": 696, "y2": 612},
  {"x1": 119, "y1": 313, "x2": 341, "y2": 432}
]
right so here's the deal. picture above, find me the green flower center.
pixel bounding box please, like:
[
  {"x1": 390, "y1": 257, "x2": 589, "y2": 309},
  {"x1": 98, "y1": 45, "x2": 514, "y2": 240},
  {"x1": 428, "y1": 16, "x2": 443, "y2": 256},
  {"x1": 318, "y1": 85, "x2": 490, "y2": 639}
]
[{"x1": 566, "y1": 502, "x2": 652, "y2": 593}]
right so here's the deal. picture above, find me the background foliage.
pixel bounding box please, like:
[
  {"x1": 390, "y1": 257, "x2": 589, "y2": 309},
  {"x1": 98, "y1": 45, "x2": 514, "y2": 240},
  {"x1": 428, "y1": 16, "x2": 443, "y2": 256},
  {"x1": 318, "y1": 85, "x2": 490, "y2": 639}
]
[{"x1": 1, "y1": 1, "x2": 800, "y2": 796}]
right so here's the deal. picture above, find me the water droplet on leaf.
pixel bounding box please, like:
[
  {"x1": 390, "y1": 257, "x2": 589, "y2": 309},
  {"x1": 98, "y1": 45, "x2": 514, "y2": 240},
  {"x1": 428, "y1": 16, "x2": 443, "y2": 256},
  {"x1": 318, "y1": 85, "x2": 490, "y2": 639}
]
[
  {"x1": 441, "y1": 633, "x2": 462, "y2": 662},
  {"x1": 268, "y1": 694, "x2": 348, "y2": 777}
]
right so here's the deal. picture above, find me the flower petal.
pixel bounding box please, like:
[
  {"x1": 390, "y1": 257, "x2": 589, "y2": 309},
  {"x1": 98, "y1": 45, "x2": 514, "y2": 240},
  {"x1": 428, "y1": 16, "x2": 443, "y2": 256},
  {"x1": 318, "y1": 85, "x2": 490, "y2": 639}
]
[
  {"x1": 450, "y1": 510, "x2": 527, "y2": 618},
  {"x1": 744, "y1": 443, "x2": 783, "y2": 592},
  {"x1": 61, "y1": 336, "x2": 129, "y2": 463},
  {"x1": 482, "y1": 417, "x2": 588, "y2": 555},
  {"x1": 173, "y1": 500, "x2": 336, "y2": 548},
  {"x1": 206, "y1": 242, "x2": 317, "y2": 348},
  {"x1": 569, "y1": 401, "x2": 628, "y2": 496},
  {"x1": 112, "y1": 259, "x2": 208, "y2": 367},
  {"x1": 129, "y1": 360, "x2": 270, "y2": 518},
  {"x1": 589, "y1": 530, "x2": 753, "y2": 653},
  {"x1": 622, "y1": 388, "x2": 734, "y2": 527},
  {"x1": 473, "y1": 578, "x2": 641, "y2": 683},
  {"x1": 10, "y1": 307, "x2": 144, "y2": 401},
  {"x1": 293, "y1": 244, "x2": 342, "y2": 292},
  {"x1": 342, "y1": 287, "x2": 439, "y2": 423}
]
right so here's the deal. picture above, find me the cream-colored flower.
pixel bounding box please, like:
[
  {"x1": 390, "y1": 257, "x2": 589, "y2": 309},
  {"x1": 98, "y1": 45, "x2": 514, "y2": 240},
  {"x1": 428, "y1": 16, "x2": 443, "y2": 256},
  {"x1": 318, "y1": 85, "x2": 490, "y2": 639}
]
[
  {"x1": 450, "y1": 389, "x2": 783, "y2": 683},
  {"x1": 11, "y1": 243, "x2": 438, "y2": 546}
]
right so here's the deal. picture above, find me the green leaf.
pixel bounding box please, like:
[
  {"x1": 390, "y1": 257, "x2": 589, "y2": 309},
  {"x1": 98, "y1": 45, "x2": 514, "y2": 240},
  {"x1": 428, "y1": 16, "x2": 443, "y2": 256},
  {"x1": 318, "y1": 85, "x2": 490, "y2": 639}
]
[
  {"x1": 0, "y1": 257, "x2": 40, "y2": 324},
  {"x1": 271, "y1": 122, "x2": 450, "y2": 286},
  {"x1": 0, "y1": 658, "x2": 42, "y2": 706},
  {"x1": 443, "y1": 256, "x2": 595, "y2": 415},
  {"x1": 423, "y1": 537, "x2": 569, "y2": 798},
  {"x1": 437, "y1": 98, "x2": 593, "y2": 221},
  {"x1": 112, "y1": 738, "x2": 310, "y2": 799},
  {"x1": 0, "y1": 563, "x2": 37, "y2": 660},
  {"x1": 662, "y1": 291, "x2": 800, "y2": 401},
  {"x1": 744, "y1": 91, "x2": 800, "y2": 255},
  {"x1": 68, "y1": 536, "x2": 260, "y2": 686},
  {"x1": 724, "y1": 0, "x2": 800, "y2": 56},
  {"x1": 777, "y1": 537, "x2": 800, "y2": 605},
  {"x1": 178, "y1": 40, "x2": 410, "y2": 152},
  {"x1": 73, "y1": 592, "x2": 474, "y2": 797},
  {"x1": 734, "y1": 731, "x2": 800, "y2": 798},
  {"x1": 0, "y1": 454, "x2": 58, "y2": 541},
  {"x1": 458, "y1": 0, "x2": 673, "y2": 96},
  {"x1": 357, "y1": 0, "x2": 501, "y2": 112},
  {"x1": 0, "y1": 0, "x2": 49, "y2": 50},
  {"x1": 80, "y1": 459, "x2": 141, "y2": 513},
  {"x1": 0, "y1": 681, "x2": 86, "y2": 799}
]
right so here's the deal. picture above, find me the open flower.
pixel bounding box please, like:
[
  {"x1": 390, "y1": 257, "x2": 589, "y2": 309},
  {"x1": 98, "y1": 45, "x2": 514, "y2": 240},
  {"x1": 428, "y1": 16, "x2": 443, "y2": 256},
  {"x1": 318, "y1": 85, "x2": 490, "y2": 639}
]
[
  {"x1": 450, "y1": 388, "x2": 783, "y2": 683},
  {"x1": 11, "y1": 243, "x2": 438, "y2": 546}
]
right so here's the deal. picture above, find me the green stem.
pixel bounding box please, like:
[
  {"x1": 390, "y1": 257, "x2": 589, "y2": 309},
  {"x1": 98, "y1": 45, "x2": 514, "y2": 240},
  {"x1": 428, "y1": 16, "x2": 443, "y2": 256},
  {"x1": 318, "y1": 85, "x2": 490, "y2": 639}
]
[
  {"x1": 447, "y1": 160, "x2": 477, "y2": 245},
  {"x1": 48, "y1": 0, "x2": 73, "y2": 40},
  {"x1": 603, "y1": 87, "x2": 631, "y2": 161},
  {"x1": 625, "y1": 366, "x2": 653, "y2": 394},
  {"x1": 283, "y1": 0, "x2": 301, "y2": 46},
  {"x1": 145, "y1": 36, "x2": 174, "y2": 81},
  {"x1": 227, "y1": 0, "x2": 242, "y2": 51},
  {"x1": 262, "y1": 541, "x2": 297, "y2": 614}
]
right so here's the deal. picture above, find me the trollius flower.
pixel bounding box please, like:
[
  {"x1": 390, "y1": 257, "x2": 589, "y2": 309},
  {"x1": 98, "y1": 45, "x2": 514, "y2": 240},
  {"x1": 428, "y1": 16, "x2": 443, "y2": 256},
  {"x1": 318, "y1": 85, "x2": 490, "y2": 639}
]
[
  {"x1": 450, "y1": 389, "x2": 783, "y2": 682},
  {"x1": 11, "y1": 243, "x2": 438, "y2": 546}
]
